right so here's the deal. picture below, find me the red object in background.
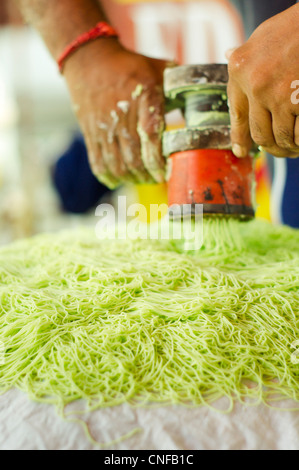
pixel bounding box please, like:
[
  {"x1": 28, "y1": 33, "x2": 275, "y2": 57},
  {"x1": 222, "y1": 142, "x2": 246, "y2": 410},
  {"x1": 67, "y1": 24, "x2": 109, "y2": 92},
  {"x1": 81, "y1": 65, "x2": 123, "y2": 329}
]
[{"x1": 168, "y1": 149, "x2": 255, "y2": 217}]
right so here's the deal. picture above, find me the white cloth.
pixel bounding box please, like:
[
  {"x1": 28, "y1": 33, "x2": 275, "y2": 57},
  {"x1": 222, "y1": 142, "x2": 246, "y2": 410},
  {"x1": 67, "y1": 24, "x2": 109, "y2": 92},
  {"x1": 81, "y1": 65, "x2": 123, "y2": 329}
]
[{"x1": 1, "y1": 389, "x2": 299, "y2": 450}]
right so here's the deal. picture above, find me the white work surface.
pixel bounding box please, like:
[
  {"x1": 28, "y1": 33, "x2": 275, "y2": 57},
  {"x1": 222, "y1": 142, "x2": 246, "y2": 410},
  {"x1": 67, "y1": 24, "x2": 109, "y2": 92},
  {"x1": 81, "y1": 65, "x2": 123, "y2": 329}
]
[{"x1": 0, "y1": 389, "x2": 299, "y2": 450}]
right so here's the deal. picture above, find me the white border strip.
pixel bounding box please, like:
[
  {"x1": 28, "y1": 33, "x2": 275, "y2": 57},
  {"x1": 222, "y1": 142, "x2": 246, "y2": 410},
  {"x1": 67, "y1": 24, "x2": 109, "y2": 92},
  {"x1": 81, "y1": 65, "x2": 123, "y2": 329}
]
[{"x1": 270, "y1": 157, "x2": 287, "y2": 225}]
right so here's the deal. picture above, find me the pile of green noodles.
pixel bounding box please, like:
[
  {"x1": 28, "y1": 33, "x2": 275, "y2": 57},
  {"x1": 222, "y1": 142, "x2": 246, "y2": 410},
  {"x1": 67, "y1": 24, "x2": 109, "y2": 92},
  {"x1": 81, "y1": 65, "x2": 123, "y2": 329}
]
[{"x1": 1, "y1": 218, "x2": 299, "y2": 412}]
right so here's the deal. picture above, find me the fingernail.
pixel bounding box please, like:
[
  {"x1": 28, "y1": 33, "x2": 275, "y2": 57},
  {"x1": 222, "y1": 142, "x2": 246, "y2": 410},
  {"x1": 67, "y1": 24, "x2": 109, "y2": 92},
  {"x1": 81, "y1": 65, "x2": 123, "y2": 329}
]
[{"x1": 232, "y1": 144, "x2": 248, "y2": 158}]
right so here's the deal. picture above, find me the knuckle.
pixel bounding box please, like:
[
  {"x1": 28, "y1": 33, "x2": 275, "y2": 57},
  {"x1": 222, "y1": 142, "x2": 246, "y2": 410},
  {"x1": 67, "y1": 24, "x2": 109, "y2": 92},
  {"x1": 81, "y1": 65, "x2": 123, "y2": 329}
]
[
  {"x1": 228, "y1": 48, "x2": 247, "y2": 73},
  {"x1": 248, "y1": 67, "x2": 272, "y2": 99},
  {"x1": 250, "y1": 75, "x2": 267, "y2": 98},
  {"x1": 229, "y1": 107, "x2": 246, "y2": 125}
]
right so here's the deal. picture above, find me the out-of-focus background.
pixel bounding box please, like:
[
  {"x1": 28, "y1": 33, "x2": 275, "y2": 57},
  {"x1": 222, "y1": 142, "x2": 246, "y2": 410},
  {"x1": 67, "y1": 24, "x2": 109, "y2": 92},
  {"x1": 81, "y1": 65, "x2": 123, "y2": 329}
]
[
  {"x1": 0, "y1": 0, "x2": 271, "y2": 245},
  {"x1": 0, "y1": 1, "x2": 82, "y2": 244}
]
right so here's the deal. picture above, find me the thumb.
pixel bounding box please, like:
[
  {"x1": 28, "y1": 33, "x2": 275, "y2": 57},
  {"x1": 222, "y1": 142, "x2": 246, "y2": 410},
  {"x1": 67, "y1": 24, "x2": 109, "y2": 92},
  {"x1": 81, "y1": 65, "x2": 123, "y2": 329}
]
[{"x1": 227, "y1": 80, "x2": 252, "y2": 158}]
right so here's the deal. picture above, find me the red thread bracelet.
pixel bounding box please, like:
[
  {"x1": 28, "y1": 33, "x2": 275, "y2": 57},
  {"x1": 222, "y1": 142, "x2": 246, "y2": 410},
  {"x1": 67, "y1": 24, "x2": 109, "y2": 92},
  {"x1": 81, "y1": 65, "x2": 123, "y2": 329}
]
[{"x1": 57, "y1": 22, "x2": 118, "y2": 72}]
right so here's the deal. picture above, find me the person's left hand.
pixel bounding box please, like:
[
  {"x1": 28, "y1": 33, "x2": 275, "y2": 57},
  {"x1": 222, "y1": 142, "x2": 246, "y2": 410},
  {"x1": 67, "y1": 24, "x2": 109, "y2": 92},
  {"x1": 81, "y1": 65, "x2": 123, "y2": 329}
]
[
  {"x1": 227, "y1": 3, "x2": 299, "y2": 159},
  {"x1": 64, "y1": 40, "x2": 172, "y2": 188}
]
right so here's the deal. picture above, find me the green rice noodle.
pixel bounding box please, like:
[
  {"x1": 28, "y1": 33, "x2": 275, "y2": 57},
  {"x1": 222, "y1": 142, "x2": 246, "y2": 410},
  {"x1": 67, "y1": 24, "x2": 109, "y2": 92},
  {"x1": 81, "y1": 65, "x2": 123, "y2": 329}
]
[{"x1": 1, "y1": 218, "x2": 299, "y2": 413}]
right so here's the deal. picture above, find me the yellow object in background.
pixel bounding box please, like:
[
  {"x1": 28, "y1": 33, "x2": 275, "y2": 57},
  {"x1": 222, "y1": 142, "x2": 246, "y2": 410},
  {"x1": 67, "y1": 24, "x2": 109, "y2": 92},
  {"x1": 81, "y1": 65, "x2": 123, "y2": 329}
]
[
  {"x1": 255, "y1": 153, "x2": 271, "y2": 221},
  {"x1": 135, "y1": 119, "x2": 183, "y2": 224},
  {"x1": 135, "y1": 153, "x2": 272, "y2": 224},
  {"x1": 136, "y1": 183, "x2": 168, "y2": 223}
]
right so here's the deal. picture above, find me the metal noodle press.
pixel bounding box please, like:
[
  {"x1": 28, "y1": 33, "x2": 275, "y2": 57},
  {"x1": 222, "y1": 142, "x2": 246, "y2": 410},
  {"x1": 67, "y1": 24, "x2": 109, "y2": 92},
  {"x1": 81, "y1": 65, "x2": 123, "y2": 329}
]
[{"x1": 163, "y1": 64, "x2": 256, "y2": 219}]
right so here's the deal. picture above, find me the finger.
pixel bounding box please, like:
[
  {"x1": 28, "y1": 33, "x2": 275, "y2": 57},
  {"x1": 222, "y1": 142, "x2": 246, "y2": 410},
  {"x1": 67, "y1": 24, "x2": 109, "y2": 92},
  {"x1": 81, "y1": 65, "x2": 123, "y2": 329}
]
[
  {"x1": 118, "y1": 128, "x2": 154, "y2": 183},
  {"x1": 98, "y1": 110, "x2": 137, "y2": 184},
  {"x1": 99, "y1": 130, "x2": 136, "y2": 184},
  {"x1": 116, "y1": 100, "x2": 154, "y2": 183},
  {"x1": 90, "y1": 149, "x2": 120, "y2": 189},
  {"x1": 272, "y1": 110, "x2": 299, "y2": 154},
  {"x1": 260, "y1": 145, "x2": 299, "y2": 158},
  {"x1": 84, "y1": 133, "x2": 119, "y2": 189},
  {"x1": 137, "y1": 87, "x2": 166, "y2": 183},
  {"x1": 248, "y1": 102, "x2": 275, "y2": 149},
  {"x1": 250, "y1": 107, "x2": 299, "y2": 158},
  {"x1": 95, "y1": 168, "x2": 120, "y2": 189},
  {"x1": 227, "y1": 80, "x2": 252, "y2": 158},
  {"x1": 247, "y1": 102, "x2": 299, "y2": 158}
]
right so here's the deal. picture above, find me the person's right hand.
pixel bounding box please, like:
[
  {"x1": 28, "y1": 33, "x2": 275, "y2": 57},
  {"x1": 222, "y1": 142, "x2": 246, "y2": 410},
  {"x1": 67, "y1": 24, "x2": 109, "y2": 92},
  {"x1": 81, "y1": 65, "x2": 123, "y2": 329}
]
[
  {"x1": 64, "y1": 39, "x2": 171, "y2": 188},
  {"x1": 226, "y1": 4, "x2": 299, "y2": 159}
]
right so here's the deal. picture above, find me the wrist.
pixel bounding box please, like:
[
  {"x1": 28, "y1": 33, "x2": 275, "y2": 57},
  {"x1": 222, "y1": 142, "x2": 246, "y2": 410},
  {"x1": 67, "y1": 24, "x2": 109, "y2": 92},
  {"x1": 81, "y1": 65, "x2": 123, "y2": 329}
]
[
  {"x1": 63, "y1": 37, "x2": 123, "y2": 82},
  {"x1": 58, "y1": 22, "x2": 120, "y2": 73}
]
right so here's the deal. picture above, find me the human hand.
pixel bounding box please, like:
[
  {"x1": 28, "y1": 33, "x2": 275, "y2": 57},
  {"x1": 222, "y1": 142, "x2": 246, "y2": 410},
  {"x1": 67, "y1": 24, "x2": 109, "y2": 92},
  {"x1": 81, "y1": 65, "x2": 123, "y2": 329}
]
[
  {"x1": 64, "y1": 39, "x2": 171, "y2": 188},
  {"x1": 226, "y1": 4, "x2": 299, "y2": 159}
]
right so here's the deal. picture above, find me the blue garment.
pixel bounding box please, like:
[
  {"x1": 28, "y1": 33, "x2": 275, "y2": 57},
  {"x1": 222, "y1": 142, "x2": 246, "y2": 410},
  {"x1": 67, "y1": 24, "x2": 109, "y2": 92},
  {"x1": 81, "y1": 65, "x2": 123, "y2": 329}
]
[
  {"x1": 230, "y1": 0, "x2": 296, "y2": 39},
  {"x1": 53, "y1": 135, "x2": 110, "y2": 214},
  {"x1": 281, "y1": 160, "x2": 299, "y2": 227}
]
